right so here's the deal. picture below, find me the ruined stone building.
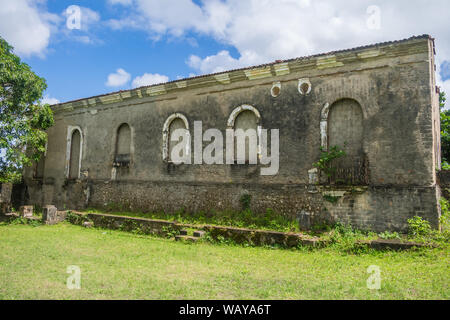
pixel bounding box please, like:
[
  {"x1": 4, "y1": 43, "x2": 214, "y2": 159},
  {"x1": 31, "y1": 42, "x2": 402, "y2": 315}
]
[{"x1": 20, "y1": 35, "x2": 442, "y2": 232}]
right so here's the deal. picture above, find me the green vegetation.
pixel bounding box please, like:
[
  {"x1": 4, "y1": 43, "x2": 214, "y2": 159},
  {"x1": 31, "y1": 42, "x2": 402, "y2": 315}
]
[
  {"x1": 0, "y1": 223, "x2": 448, "y2": 299},
  {"x1": 81, "y1": 205, "x2": 450, "y2": 248},
  {"x1": 85, "y1": 207, "x2": 300, "y2": 233},
  {"x1": 440, "y1": 197, "x2": 450, "y2": 232},
  {"x1": 440, "y1": 92, "x2": 450, "y2": 169},
  {"x1": 240, "y1": 194, "x2": 252, "y2": 211},
  {"x1": 407, "y1": 216, "x2": 432, "y2": 238},
  {"x1": 0, "y1": 37, "x2": 54, "y2": 183},
  {"x1": 313, "y1": 145, "x2": 346, "y2": 178},
  {"x1": 323, "y1": 194, "x2": 340, "y2": 203}
]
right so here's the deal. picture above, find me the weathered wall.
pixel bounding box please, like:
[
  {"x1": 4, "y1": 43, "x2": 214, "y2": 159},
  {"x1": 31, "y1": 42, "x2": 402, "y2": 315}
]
[
  {"x1": 0, "y1": 183, "x2": 13, "y2": 214},
  {"x1": 20, "y1": 35, "x2": 442, "y2": 232}
]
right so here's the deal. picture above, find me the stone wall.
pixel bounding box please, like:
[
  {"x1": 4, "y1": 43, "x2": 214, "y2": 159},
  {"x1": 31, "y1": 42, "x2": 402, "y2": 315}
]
[
  {"x1": 20, "y1": 35, "x2": 442, "y2": 232},
  {"x1": 437, "y1": 170, "x2": 450, "y2": 199},
  {"x1": 0, "y1": 183, "x2": 12, "y2": 214}
]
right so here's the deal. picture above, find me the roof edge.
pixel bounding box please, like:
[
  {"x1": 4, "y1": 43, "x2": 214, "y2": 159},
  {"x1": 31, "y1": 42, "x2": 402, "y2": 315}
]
[{"x1": 52, "y1": 34, "x2": 432, "y2": 109}]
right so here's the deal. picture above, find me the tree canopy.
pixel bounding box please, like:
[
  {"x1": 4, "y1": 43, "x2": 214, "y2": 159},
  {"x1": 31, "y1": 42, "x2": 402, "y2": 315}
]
[{"x1": 0, "y1": 37, "x2": 54, "y2": 183}]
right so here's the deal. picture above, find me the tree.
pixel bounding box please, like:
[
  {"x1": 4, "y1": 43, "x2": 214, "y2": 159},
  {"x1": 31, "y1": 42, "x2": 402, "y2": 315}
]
[
  {"x1": 441, "y1": 92, "x2": 450, "y2": 168},
  {"x1": 0, "y1": 37, "x2": 54, "y2": 183}
]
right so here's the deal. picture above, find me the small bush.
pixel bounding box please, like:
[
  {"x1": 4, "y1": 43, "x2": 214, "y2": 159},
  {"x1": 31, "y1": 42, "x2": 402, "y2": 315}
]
[
  {"x1": 9, "y1": 217, "x2": 41, "y2": 227},
  {"x1": 379, "y1": 231, "x2": 401, "y2": 240},
  {"x1": 240, "y1": 194, "x2": 252, "y2": 211},
  {"x1": 440, "y1": 198, "x2": 450, "y2": 231},
  {"x1": 407, "y1": 216, "x2": 432, "y2": 238},
  {"x1": 313, "y1": 145, "x2": 346, "y2": 178}
]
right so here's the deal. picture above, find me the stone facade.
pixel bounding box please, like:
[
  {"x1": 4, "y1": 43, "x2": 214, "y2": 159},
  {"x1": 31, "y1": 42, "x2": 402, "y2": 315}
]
[
  {"x1": 19, "y1": 35, "x2": 442, "y2": 232},
  {"x1": 0, "y1": 183, "x2": 12, "y2": 214}
]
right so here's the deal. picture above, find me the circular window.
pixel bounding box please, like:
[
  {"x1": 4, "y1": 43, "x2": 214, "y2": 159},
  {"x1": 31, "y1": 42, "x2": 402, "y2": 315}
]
[
  {"x1": 298, "y1": 79, "x2": 312, "y2": 95},
  {"x1": 271, "y1": 82, "x2": 281, "y2": 97}
]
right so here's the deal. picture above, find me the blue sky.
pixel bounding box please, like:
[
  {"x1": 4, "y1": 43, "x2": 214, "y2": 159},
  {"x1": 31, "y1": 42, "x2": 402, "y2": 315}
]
[{"x1": 1, "y1": 0, "x2": 450, "y2": 104}]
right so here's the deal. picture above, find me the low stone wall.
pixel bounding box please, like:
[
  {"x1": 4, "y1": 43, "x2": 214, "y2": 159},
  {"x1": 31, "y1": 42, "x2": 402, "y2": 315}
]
[
  {"x1": 203, "y1": 225, "x2": 319, "y2": 247},
  {"x1": 66, "y1": 211, "x2": 429, "y2": 250},
  {"x1": 79, "y1": 180, "x2": 440, "y2": 233},
  {"x1": 69, "y1": 211, "x2": 181, "y2": 237}
]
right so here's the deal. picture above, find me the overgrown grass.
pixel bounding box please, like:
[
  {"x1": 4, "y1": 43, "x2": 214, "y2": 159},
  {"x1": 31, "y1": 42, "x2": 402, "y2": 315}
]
[
  {"x1": 0, "y1": 223, "x2": 448, "y2": 300},
  {"x1": 84, "y1": 207, "x2": 300, "y2": 233}
]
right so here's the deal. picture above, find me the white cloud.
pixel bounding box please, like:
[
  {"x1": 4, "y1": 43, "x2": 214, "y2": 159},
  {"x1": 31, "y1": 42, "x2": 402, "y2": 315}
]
[
  {"x1": 78, "y1": 6, "x2": 100, "y2": 32},
  {"x1": 437, "y1": 62, "x2": 450, "y2": 102},
  {"x1": 108, "y1": 0, "x2": 133, "y2": 5},
  {"x1": 0, "y1": 0, "x2": 58, "y2": 57},
  {"x1": 111, "y1": 1, "x2": 450, "y2": 76},
  {"x1": 61, "y1": 5, "x2": 101, "y2": 44},
  {"x1": 132, "y1": 73, "x2": 169, "y2": 88},
  {"x1": 41, "y1": 95, "x2": 60, "y2": 105},
  {"x1": 440, "y1": 61, "x2": 450, "y2": 81},
  {"x1": 440, "y1": 80, "x2": 450, "y2": 103},
  {"x1": 188, "y1": 50, "x2": 242, "y2": 74},
  {"x1": 106, "y1": 68, "x2": 131, "y2": 87}
]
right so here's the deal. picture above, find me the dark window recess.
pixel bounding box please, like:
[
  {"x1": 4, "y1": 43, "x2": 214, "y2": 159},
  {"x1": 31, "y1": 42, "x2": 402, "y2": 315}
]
[
  {"x1": 114, "y1": 123, "x2": 131, "y2": 168},
  {"x1": 328, "y1": 155, "x2": 370, "y2": 185},
  {"x1": 327, "y1": 99, "x2": 367, "y2": 185},
  {"x1": 69, "y1": 130, "x2": 81, "y2": 179},
  {"x1": 113, "y1": 154, "x2": 130, "y2": 167}
]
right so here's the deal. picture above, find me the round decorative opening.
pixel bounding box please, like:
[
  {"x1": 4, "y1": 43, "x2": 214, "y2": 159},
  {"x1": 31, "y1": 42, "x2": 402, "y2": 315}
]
[
  {"x1": 298, "y1": 79, "x2": 312, "y2": 95},
  {"x1": 271, "y1": 85, "x2": 281, "y2": 97},
  {"x1": 300, "y1": 83, "x2": 310, "y2": 94}
]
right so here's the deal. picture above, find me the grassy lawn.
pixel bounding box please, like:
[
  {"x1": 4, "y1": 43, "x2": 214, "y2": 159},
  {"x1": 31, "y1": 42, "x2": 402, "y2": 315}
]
[{"x1": 0, "y1": 223, "x2": 449, "y2": 300}]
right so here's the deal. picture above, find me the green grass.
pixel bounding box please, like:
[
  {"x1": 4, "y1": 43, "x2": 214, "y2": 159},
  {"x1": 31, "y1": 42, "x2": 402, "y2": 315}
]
[
  {"x1": 0, "y1": 223, "x2": 449, "y2": 300},
  {"x1": 84, "y1": 208, "x2": 300, "y2": 233}
]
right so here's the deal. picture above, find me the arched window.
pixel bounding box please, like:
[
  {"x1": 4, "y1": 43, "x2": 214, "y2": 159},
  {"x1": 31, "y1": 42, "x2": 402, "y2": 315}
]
[
  {"x1": 115, "y1": 123, "x2": 131, "y2": 165},
  {"x1": 328, "y1": 99, "x2": 363, "y2": 157},
  {"x1": 69, "y1": 129, "x2": 82, "y2": 179},
  {"x1": 227, "y1": 105, "x2": 261, "y2": 164},
  {"x1": 322, "y1": 98, "x2": 367, "y2": 184},
  {"x1": 162, "y1": 113, "x2": 190, "y2": 163}
]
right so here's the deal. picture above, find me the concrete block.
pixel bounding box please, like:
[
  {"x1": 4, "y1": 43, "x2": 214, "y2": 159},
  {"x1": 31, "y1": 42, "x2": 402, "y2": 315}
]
[
  {"x1": 83, "y1": 221, "x2": 93, "y2": 228},
  {"x1": 193, "y1": 230, "x2": 206, "y2": 238},
  {"x1": 19, "y1": 206, "x2": 33, "y2": 218},
  {"x1": 42, "y1": 205, "x2": 65, "y2": 225}
]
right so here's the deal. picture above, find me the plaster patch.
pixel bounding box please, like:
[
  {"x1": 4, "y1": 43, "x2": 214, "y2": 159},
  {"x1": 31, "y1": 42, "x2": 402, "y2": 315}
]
[
  {"x1": 244, "y1": 66, "x2": 272, "y2": 80},
  {"x1": 214, "y1": 73, "x2": 231, "y2": 84},
  {"x1": 176, "y1": 80, "x2": 187, "y2": 88},
  {"x1": 316, "y1": 55, "x2": 344, "y2": 69},
  {"x1": 274, "y1": 62, "x2": 290, "y2": 76},
  {"x1": 146, "y1": 85, "x2": 166, "y2": 96}
]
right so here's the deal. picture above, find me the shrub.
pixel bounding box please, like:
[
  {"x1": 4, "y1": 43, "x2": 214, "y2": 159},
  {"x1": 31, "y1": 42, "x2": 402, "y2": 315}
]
[
  {"x1": 240, "y1": 194, "x2": 252, "y2": 211},
  {"x1": 313, "y1": 145, "x2": 346, "y2": 178},
  {"x1": 379, "y1": 231, "x2": 401, "y2": 240},
  {"x1": 407, "y1": 216, "x2": 432, "y2": 238},
  {"x1": 440, "y1": 198, "x2": 450, "y2": 232}
]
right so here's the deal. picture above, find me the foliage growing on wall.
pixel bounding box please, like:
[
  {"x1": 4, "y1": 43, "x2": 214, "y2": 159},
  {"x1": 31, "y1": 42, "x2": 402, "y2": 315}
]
[
  {"x1": 0, "y1": 37, "x2": 54, "y2": 183},
  {"x1": 440, "y1": 92, "x2": 450, "y2": 169},
  {"x1": 313, "y1": 145, "x2": 346, "y2": 178}
]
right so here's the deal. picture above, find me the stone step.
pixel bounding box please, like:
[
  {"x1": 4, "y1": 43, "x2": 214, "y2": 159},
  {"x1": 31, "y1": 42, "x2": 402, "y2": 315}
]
[
  {"x1": 193, "y1": 230, "x2": 206, "y2": 238},
  {"x1": 175, "y1": 235, "x2": 198, "y2": 242},
  {"x1": 180, "y1": 229, "x2": 188, "y2": 236}
]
